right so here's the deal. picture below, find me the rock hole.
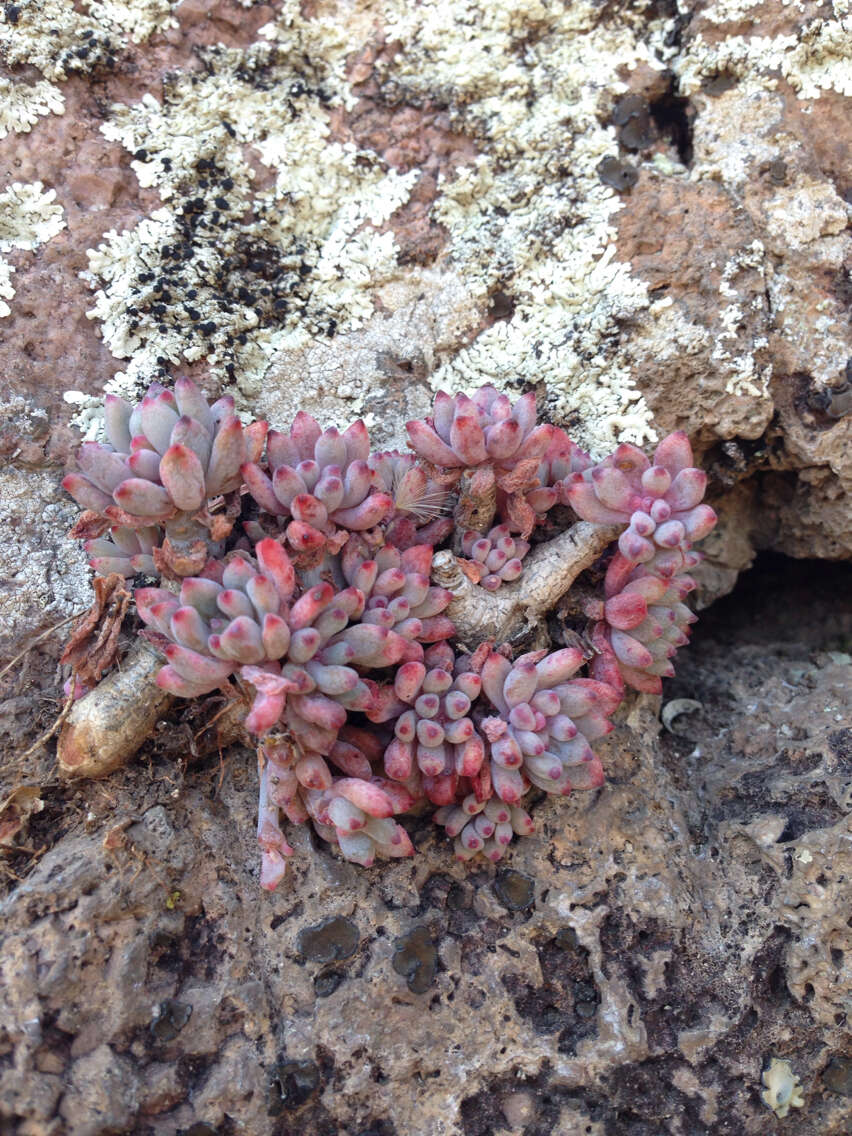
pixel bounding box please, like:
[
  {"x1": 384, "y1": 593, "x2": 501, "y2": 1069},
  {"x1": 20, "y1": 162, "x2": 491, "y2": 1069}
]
[{"x1": 649, "y1": 79, "x2": 694, "y2": 166}]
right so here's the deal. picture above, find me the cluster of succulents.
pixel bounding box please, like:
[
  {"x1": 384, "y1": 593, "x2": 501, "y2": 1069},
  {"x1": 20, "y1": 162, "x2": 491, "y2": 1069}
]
[
  {"x1": 458, "y1": 525, "x2": 530, "y2": 590},
  {"x1": 63, "y1": 379, "x2": 265, "y2": 575},
  {"x1": 62, "y1": 378, "x2": 716, "y2": 888},
  {"x1": 566, "y1": 435, "x2": 715, "y2": 694}
]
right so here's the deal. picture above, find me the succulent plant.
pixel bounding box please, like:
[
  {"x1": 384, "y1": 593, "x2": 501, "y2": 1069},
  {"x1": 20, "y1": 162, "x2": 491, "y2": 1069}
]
[
  {"x1": 406, "y1": 385, "x2": 557, "y2": 536},
  {"x1": 435, "y1": 794, "x2": 535, "y2": 863},
  {"x1": 405, "y1": 386, "x2": 554, "y2": 478},
  {"x1": 476, "y1": 648, "x2": 617, "y2": 799},
  {"x1": 63, "y1": 378, "x2": 266, "y2": 575},
  {"x1": 500, "y1": 428, "x2": 592, "y2": 535},
  {"x1": 584, "y1": 549, "x2": 703, "y2": 694},
  {"x1": 241, "y1": 412, "x2": 394, "y2": 556},
  {"x1": 84, "y1": 525, "x2": 160, "y2": 578},
  {"x1": 564, "y1": 433, "x2": 716, "y2": 565},
  {"x1": 61, "y1": 379, "x2": 717, "y2": 888},
  {"x1": 458, "y1": 524, "x2": 530, "y2": 590},
  {"x1": 368, "y1": 450, "x2": 454, "y2": 549},
  {"x1": 340, "y1": 539, "x2": 455, "y2": 649}
]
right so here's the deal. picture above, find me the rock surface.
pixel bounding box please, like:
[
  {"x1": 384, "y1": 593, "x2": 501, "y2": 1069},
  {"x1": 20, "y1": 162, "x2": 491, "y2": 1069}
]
[{"x1": 0, "y1": 1, "x2": 850, "y2": 1133}]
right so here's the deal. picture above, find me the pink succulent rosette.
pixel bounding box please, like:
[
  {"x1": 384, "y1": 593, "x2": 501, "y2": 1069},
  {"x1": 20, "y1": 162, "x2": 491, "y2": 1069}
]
[
  {"x1": 241, "y1": 412, "x2": 394, "y2": 555},
  {"x1": 405, "y1": 385, "x2": 558, "y2": 536},
  {"x1": 565, "y1": 432, "x2": 716, "y2": 564},
  {"x1": 459, "y1": 524, "x2": 530, "y2": 591},
  {"x1": 63, "y1": 378, "x2": 266, "y2": 574}
]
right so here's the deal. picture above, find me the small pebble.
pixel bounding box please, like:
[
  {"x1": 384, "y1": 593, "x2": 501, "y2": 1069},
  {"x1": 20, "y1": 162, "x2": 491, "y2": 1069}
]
[{"x1": 501, "y1": 1089, "x2": 537, "y2": 1127}]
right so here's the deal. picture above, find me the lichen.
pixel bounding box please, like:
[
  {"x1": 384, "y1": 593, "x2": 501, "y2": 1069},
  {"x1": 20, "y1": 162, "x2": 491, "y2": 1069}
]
[
  {"x1": 0, "y1": 464, "x2": 91, "y2": 649},
  {"x1": 761, "y1": 1057, "x2": 805, "y2": 1119},
  {"x1": 83, "y1": 37, "x2": 417, "y2": 406},
  {"x1": 678, "y1": 3, "x2": 852, "y2": 99},
  {"x1": 0, "y1": 78, "x2": 64, "y2": 140},
  {"x1": 715, "y1": 242, "x2": 772, "y2": 399},
  {"x1": 0, "y1": 182, "x2": 66, "y2": 318},
  {"x1": 379, "y1": 0, "x2": 671, "y2": 454},
  {"x1": 0, "y1": 0, "x2": 177, "y2": 81},
  {"x1": 62, "y1": 0, "x2": 713, "y2": 456}
]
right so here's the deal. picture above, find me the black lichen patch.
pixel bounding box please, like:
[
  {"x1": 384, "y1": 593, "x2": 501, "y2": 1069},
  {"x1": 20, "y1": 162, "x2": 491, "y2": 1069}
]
[
  {"x1": 181, "y1": 1125, "x2": 218, "y2": 1136},
  {"x1": 828, "y1": 728, "x2": 852, "y2": 772},
  {"x1": 150, "y1": 999, "x2": 192, "y2": 1043},
  {"x1": 599, "y1": 912, "x2": 707, "y2": 1052},
  {"x1": 488, "y1": 290, "x2": 516, "y2": 322},
  {"x1": 807, "y1": 372, "x2": 852, "y2": 421},
  {"x1": 597, "y1": 155, "x2": 639, "y2": 192},
  {"x1": 392, "y1": 925, "x2": 438, "y2": 994},
  {"x1": 267, "y1": 1058, "x2": 322, "y2": 1117},
  {"x1": 649, "y1": 80, "x2": 695, "y2": 166},
  {"x1": 493, "y1": 869, "x2": 535, "y2": 911},
  {"x1": 605, "y1": 1056, "x2": 712, "y2": 1134},
  {"x1": 460, "y1": 1066, "x2": 599, "y2": 1136},
  {"x1": 352, "y1": 1121, "x2": 398, "y2": 1136},
  {"x1": 297, "y1": 915, "x2": 360, "y2": 963}
]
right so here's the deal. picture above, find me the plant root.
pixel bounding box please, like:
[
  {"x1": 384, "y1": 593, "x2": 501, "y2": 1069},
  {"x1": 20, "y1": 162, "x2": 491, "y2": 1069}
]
[
  {"x1": 57, "y1": 640, "x2": 174, "y2": 779},
  {"x1": 432, "y1": 521, "x2": 618, "y2": 648}
]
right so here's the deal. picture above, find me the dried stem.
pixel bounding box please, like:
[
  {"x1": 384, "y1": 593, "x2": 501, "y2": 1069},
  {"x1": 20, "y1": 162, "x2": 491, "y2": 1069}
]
[
  {"x1": 57, "y1": 640, "x2": 174, "y2": 779},
  {"x1": 452, "y1": 468, "x2": 497, "y2": 548},
  {"x1": 56, "y1": 640, "x2": 251, "y2": 780},
  {"x1": 432, "y1": 521, "x2": 618, "y2": 648}
]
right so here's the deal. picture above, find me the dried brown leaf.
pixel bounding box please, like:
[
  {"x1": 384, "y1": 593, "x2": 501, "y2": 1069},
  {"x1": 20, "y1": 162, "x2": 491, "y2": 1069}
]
[{"x1": 60, "y1": 573, "x2": 131, "y2": 687}]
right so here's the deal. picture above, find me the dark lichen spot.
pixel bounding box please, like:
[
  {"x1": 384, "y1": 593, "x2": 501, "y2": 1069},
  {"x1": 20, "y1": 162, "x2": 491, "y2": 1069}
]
[
  {"x1": 806, "y1": 373, "x2": 852, "y2": 421},
  {"x1": 597, "y1": 156, "x2": 638, "y2": 191},
  {"x1": 354, "y1": 1122, "x2": 397, "y2": 1136},
  {"x1": 392, "y1": 926, "x2": 438, "y2": 994},
  {"x1": 488, "y1": 290, "x2": 515, "y2": 321},
  {"x1": 297, "y1": 915, "x2": 359, "y2": 963},
  {"x1": 150, "y1": 999, "x2": 192, "y2": 1043},
  {"x1": 828, "y1": 728, "x2": 852, "y2": 772},
  {"x1": 447, "y1": 882, "x2": 472, "y2": 911},
  {"x1": 314, "y1": 970, "x2": 345, "y2": 998},
  {"x1": 181, "y1": 1125, "x2": 218, "y2": 1136},
  {"x1": 493, "y1": 869, "x2": 535, "y2": 911},
  {"x1": 823, "y1": 1056, "x2": 852, "y2": 1096},
  {"x1": 267, "y1": 1059, "x2": 321, "y2": 1116},
  {"x1": 4, "y1": 5, "x2": 22, "y2": 25}
]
